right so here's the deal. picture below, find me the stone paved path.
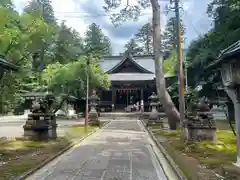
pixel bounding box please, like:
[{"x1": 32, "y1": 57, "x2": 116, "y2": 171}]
[{"x1": 27, "y1": 120, "x2": 169, "y2": 180}]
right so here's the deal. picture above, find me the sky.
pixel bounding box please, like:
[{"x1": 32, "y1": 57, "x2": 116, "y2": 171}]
[{"x1": 13, "y1": 0, "x2": 212, "y2": 54}]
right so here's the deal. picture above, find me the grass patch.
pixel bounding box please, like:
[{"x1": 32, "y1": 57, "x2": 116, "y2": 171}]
[
  {"x1": 158, "y1": 129, "x2": 181, "y2": 137},
  {"x1": 0, "y1": 137, "x2": 70, "y2": 180},
  {"x1": 155, "y1": 128, "x2": 236, "y2": 169},
  {"x1": 67, "y1": 125, "x2": 96, "y2": 137},
  {"x1": 0, "y1": 122, "x2": 105, "y2": 180}
]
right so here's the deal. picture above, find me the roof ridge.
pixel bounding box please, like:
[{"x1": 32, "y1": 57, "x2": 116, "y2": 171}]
[{"x1": 106, "y1": 55, "x2": 153, "y2": 74}]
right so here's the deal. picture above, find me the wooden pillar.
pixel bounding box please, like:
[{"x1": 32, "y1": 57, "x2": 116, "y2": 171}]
[
  {"x1": 141, "y1": 88, "x2": 144, "y2": 112},
  {"x1": 141, "y1": 88, "x2": 144, "y2": 101},
  {"x1": 112, "y1": 88, "x2": 116, "y2": 111}
]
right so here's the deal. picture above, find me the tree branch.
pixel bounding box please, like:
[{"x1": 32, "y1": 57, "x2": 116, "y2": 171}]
[{"x1": 4, "y1": 40, "x2": 16, "y2": 55}]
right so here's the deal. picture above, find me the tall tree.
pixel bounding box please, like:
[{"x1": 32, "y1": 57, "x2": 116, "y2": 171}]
[
  {"x1": 41, "y1": 57, "x2": 110, "y2": 97},
  {"x1": 54, "y1": 21, "x2": 84, "y2": 64},
  {"x1": 24, "y1": 0, "x2": 56, "y2": 24},
  {"x1": 124, "y1": 38, "x2": 143, "y2": 55},
  {"x1": 135, "y1": 22, "x2": 153, "y2": 54},
  {"x1": 103, "y1": 0, "x2": 180, "y2": 128},
  {"x1": 84, "y1": 23, "x2": 112, "y2": 57},
  {"x1": 187, "y1": 0, "x2": 240, "y2": 89},
  {"x1": 23, "y1": 0, "x2": 57, "y2": 69},
  {"x1": 162, "y1": 16, "x2": 185, "y2": 52},
  {"x1": 0, "y1": 0, "x2": 14, "y2": 10}
]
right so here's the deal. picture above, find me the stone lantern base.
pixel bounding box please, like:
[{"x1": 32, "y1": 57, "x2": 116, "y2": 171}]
[
  {"x1": 183, "y1": 115, "x2": 217, "y2": 141},
  {"x1": 183, "y1": 127, "x2": 217, "y2": 141},
  {"x1": 146, "y1": 113, "x2": 163, "y2": 127},
  {"x1": 23, "y1": 112, "x2": 57, "y2": 140},
  {"x1": 88, "y1": 110, "x2": 100, "y2": 126}
]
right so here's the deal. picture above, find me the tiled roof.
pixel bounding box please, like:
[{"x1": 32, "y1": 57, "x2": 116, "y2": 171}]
[
  {"x1": 220, "y1": 40, "x2": 240, "y2": 57},
  {"x1": 206, "y1": 40, "x2": 240, "y2": 70},
  {"x1": 99, "y1": 55, "x2": 155, "y2": 73}
]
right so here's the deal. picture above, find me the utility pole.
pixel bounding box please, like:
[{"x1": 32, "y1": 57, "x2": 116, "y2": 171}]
[
  {"x1": 184, "y1": 54, "x2": 188, "y2": 92},
  {"x1": 174, "y1": 0, "x2": 185, "y2": 123},
  {"x1": 146, "y1": 22, "x2": 150, "y2": 54},
  {"x1": 85, "y1": 57, "x2": 90, "y2": 132}
]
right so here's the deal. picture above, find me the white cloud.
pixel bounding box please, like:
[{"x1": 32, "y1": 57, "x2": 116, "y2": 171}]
[{"x1": 52, "y1": 0, "x2": 88, "y2": 37}]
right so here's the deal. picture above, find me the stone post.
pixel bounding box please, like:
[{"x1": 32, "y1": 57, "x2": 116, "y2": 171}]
[{"x1": 88, "y1": 90, "x2": 100, "y2": 126}]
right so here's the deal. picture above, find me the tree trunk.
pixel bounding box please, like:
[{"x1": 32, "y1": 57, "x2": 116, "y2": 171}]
[{"x1": 150, "y1": 0, "x2": 180, "y2": 129}]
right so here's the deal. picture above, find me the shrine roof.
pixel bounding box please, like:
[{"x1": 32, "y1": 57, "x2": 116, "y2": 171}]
[
  {"x1": 99, "y1": 55, "x2": 155, "y2": 73},
  {"x1": 109, "y1": 73, "x2": 175, "y2": 81},
  {"x1": 0, "y1": 55, "x2": 18, "y2": 71},
  {"x1": 206, "y1": 40, "x2": 240, "y2": 69}
]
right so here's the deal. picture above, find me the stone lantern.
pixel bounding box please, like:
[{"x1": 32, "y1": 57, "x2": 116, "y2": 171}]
[
  {"x1": 23, "y1": 91, "x2": 57, "y2": 140},
  {"x1": 146, "y1": 92, "x2": 163, "y2": 127},
  {"x1": 206, "y1": 40, "x2": 240, "y2": 167},
  {"x1": 88, "y1": 90, "x2": 100, "y2": 126}
]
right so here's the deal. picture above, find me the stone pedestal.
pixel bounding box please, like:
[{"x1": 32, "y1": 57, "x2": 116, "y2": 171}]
[
  {"x1": 88, "y1": 90, "x2": 100, "y2": 126},
  {"x1": 23, "y1": 112, "x2": 57, "y2": 140},
  {"x1": 146, "y1": 92, "x2": 163, "y2": 127},
  {"x1": 184, "y1": 112, "x2": 216, "y2": 141}
]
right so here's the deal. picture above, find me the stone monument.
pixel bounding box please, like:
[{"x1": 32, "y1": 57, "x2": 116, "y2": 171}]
[
  {"x1": 184, "y1": 97, "x2": 216, "y2": 141},
  {"x1": 146, "y1": 92, "x2": 163, "y2": 127},
  {"x1": 23, "y1": 92, "x2": 57, "y2": 140},
  {"x1": 88, "y1": 90, "x2": 100, "y2": 126}
]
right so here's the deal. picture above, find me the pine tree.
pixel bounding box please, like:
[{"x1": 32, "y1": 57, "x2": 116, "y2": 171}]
[
  {"x1": 135, "y1": 22, "x2": 153, "y2": 54},
  {"x1": 24, "y1": 0, "x2": 56, "y2": 24},
  {"x1": 84, "y1": 23, "x2": 112, "y2": 56},
  {"x1": 124, "y1": 38, "x2": 143, "y2": 55},
  {"x1": 162, "y1": 16, "x2": 185, "y2": 52},
  {"x1": 54, "y1": 21, "x2": 84, "y2": 64}
]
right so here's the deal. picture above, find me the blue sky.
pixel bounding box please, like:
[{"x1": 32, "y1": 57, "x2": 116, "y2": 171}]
[{"x1": 13, "y1": 0, "x2": 212, "y2": 54}]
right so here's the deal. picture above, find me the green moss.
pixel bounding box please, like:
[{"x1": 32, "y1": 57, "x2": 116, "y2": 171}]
[
  {"x1": 67, "y1": 125, "x2": 96, "y2": 137},
  {"x1": 154, "y1": 126, "x2": 237, "y2": 169},
  {"x1": 158, "y1": 129, "x2": 181, "y2": 137}
]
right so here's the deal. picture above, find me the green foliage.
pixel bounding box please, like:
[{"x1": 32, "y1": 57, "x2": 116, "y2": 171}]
[
  {"x1": 186, "y1": 0, "x2": 240, "y2": 88},
  {"x1": 134, "y1": 22, "x2": 153, "y2": 54},
  {"x1": 0, "y1": 1, "x2": 112, "y2": 114},
  {"x1": 123, "y1": 22, "x2": 152, "y2": 55},
  {"x1": 103, "y1": 0, "x2": 150, "y2": 26},
  {"x1": 162, "y1": 16, "x2": 185, "y2": 52},
  {"x1": 53, "y1": 21, "x2": 84, "y2": 64},
  {"x1": 24, "y1": 0, "x2": 56, "y2": 24},
  {"x1": 84, "y1": 23, "x2": 112, "y2": 57},
  {"x1": 163, "y1": 49, "x2": 177, "y2": 75},
  {"x1": 124, "y1": 38, "x2": 143, "y2": 55},
  {"x1": 41, "y1": 57, "x2": 110, "y2": 97}
]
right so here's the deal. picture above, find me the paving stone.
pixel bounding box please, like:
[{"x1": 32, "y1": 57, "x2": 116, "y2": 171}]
[{"x1": 27, "y1": 120, "x2": 168, "y2": 180}]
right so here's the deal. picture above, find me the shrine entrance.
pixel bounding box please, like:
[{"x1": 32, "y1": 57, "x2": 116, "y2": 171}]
[{"x1": 115, "y1": 88, "x2": 141, "y2": 110}]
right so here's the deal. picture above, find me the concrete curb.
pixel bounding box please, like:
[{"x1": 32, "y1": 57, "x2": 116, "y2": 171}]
[
  {"x1": 141, "y1": 121, "x2": 187, "y2": 180},
  {"x1": 15, "y1": 121, "x2": 111, "y2": 180}
]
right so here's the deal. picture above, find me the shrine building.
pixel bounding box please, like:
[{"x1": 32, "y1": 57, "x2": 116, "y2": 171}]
[{"x1": 98, "y1": 53, "x2": 176, "y2": 111}]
